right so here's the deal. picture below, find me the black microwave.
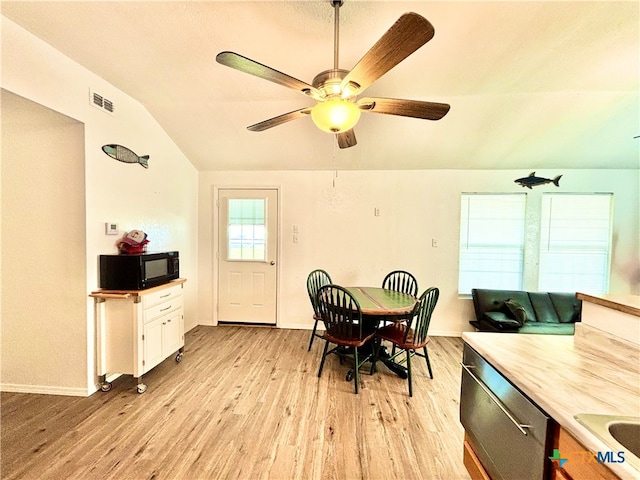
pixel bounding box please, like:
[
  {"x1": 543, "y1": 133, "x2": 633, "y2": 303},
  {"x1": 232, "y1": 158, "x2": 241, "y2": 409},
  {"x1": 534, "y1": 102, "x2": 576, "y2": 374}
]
[{"x1": 99, "y1": 251, "x2": 179, "y2": 290}]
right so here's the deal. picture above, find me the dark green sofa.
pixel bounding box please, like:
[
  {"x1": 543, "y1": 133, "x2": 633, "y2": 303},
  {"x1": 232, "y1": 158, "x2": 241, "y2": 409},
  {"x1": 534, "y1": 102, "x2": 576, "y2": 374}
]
[{"x1": 470, "y1": 288, "x2": 582, "y2": 334}]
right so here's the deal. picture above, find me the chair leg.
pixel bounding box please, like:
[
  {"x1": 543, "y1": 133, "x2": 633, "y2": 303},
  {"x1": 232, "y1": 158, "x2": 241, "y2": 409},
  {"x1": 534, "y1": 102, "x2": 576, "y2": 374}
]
[
  {"x1": 353, "y1": 347, "x2": 359, "y2": 394},
  {"x1": 308, "y1": 318, "x2": 319, "y2": 351},
  {"x1": 317, "y1": 341, "x2": 330, "y2": 377},
  {"x1": 423, "y1": 346, "x2": 433, "y2": 379},
  {"x1": 406, "y1": 349, "x2": 413, "y2": 397}
]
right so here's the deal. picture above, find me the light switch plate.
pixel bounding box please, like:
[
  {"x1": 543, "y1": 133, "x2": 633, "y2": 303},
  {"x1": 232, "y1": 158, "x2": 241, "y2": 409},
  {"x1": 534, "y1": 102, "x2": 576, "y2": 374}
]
[{"x1": 105, "y1": 222, "x2": 119, "y2": 235}]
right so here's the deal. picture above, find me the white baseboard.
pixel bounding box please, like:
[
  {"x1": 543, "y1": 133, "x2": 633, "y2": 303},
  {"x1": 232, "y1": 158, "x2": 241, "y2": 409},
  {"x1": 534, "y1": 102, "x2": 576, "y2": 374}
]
[
  {"x1": 429, "y1": 330, "x2": 464, "y2": 337},
  {"x1": 1, "y1": 382, "x2": 89, "y2": 397},
  {"x1": 283, "y1": 323, "x2": 324, "y2": 331},
  {"x1": 198, "y1": 322, "x2": 465, "y2": 337},
  {"x1": 270, "y1": 324, "x2": 463, "y2": 337}
]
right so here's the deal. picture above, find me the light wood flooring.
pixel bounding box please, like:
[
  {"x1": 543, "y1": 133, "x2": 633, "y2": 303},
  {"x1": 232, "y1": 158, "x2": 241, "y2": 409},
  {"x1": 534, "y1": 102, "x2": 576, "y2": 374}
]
[{"x1": 1, "y1": 326, "x2": 471, "y2": 480}]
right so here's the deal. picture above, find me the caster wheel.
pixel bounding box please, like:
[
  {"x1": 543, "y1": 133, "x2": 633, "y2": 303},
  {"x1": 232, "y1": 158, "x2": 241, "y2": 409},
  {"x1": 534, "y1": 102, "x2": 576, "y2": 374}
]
[
  {"x1": 137, "y1": 384, "x2": 147, "y2": 394},
  {"x1": 346, "y1": 370, "x2": 354, "y2": 382},
  {"x1": 100, "y1": 382, "x2": 112, "y2": 392},
  {"x1": 175, "y1": 352, "x2": 183, "y2": 363}
]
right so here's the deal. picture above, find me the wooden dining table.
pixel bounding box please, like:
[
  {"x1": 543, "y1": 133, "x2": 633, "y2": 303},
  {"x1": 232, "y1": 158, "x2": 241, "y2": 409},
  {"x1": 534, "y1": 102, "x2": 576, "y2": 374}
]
[
  {"x1": 344, "y1": 286, "x2": 419, "y2": 378},
  {"x1": 345, "y1": 286, "x2": 417, "y2": 319}
]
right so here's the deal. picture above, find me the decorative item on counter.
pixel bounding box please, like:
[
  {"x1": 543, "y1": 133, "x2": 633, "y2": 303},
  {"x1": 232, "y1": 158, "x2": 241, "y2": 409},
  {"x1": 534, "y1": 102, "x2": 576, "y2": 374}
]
[
  {"x1": 514, "y1": 172, "x2": 562, "y2": 189},
  {"x1": 117, "y1": 230, "x2": 149, "y2": 254},
  {"x1": 101, "y1": 144, "x2": 149, "y2": 169}
]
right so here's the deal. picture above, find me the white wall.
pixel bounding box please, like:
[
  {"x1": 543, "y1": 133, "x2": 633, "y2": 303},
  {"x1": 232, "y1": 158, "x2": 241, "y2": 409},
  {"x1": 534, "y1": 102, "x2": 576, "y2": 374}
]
[
  {"x1": 2, "y1": 91, "x2": 87, "y2": 394},
  {"x1": 198, "y1": 169, "x2": 639, "y2": 335},
  {"x1": 1, "y1": 17, "x2": 199, "y2": 395}
]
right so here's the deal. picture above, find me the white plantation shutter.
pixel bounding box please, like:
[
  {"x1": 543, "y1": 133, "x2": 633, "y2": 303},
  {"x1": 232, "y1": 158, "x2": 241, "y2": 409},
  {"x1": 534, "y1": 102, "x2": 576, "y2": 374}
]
[
  {"x1": 458, "y1": 194, "x2": 526, "y2": 294},
  {"x1": 538, "y1": 193, "x2": 612, "y2": 293}
]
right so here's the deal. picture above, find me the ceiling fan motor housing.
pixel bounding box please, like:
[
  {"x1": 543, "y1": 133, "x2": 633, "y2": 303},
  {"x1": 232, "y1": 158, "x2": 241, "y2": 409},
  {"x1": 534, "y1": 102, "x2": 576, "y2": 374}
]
[{"x1": 313, "y1": 69, "x2": 354, "y2": 99}]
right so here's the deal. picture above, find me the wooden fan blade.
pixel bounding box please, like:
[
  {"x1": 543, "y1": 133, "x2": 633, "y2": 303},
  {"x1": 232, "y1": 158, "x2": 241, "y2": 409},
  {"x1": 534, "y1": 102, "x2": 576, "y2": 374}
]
[
  {"x1": 247, "y1": 108, "x2": 311, "y2": 132},
  {"x1": 336, "y1": 129, "x2": 357, "y2": 149},
  {"x1": 359, "y1": 97, "x2": 450, "y2": 120},
  {"x1": 341, "y1": 13, "x2": 435, "y2": 95},
  {"x1": 216, "y1": 51, "x2": 321, "y2": 99}
]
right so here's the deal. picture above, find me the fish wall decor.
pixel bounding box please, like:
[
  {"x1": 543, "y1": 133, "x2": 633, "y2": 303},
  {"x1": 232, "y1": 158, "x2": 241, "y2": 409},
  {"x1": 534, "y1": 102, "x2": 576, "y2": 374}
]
[
  {"x1": 101, "y1": 144, "x2": 149, "y2": 169},
  {"x1": 515, "y1": 172, "x2": 562, "y2": 189}
]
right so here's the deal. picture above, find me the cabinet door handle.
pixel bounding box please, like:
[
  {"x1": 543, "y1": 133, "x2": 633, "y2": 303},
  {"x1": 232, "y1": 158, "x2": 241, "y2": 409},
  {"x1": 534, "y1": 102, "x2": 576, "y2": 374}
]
[
  {"x1": 160, "y1": 293, "x2": 171, "y2": 298},
  {"x1": 461, "y1": 363, "x2": 531, "y2": 436},
  {"x1": 160, "y1": 305, "x2": 171, "y2": 312}
]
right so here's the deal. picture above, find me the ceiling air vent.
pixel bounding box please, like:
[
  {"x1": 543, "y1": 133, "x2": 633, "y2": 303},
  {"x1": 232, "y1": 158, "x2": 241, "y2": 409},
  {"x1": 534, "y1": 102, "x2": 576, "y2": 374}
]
[{"x1": 89, "y1": 89, "x2": 115, "y2": 115}]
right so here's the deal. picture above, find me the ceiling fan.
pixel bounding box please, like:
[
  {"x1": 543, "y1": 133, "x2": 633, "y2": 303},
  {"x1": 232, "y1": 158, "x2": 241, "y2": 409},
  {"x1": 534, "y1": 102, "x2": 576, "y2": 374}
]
[{"x1": 216, "y1": 0, "x2": 450, "y2": 149}]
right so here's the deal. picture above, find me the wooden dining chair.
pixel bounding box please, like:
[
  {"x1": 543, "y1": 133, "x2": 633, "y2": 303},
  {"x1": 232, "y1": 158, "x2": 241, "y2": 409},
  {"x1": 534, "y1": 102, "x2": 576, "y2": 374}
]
[
  {"x1": 375, "y1": 287, "x2": 439, "y2": 397},
  {"x1": 316, "y1": 284, "x2": 377, "y2": 394},
  {"x1": 306, "y1": 269, "x2": 332, "y2": 351},
  {"x1": 382, "y1": 270, "x2": 419, "y2": 297}
]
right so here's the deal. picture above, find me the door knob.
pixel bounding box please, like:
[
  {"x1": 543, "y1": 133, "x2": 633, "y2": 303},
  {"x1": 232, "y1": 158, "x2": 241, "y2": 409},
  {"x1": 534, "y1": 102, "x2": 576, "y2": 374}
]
[{"x1": 270, "y1": 261, "x2": 276, "y2": 265}]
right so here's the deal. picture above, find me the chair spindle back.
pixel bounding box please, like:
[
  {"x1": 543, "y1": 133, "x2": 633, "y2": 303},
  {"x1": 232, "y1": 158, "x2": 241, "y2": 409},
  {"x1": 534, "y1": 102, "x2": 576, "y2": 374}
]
[
  {"x1": 316, "y1": 285, "x2": 363, "y2": 342},
  {"x1": 406, "y1": 287, "x2": 439, "y2": 346},
  {"x1": 307, "y1": 269, "x2": 332, "y2": 316},
  {"x1": 382, "y1": 270, "x2": 419, "y2": 297}
]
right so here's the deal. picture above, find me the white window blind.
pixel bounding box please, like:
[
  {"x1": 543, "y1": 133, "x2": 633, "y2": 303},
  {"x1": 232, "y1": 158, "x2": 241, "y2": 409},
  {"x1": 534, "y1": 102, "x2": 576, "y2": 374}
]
[
  {"x1": 459, "y1": 194, "x2": 526, "y2": 294},
  {"x1": 227, "y1": 198, "x2": 266, "y2": 261},
  {"x1": 538, "y1": 193, "x2": 612, "y2": 293}
]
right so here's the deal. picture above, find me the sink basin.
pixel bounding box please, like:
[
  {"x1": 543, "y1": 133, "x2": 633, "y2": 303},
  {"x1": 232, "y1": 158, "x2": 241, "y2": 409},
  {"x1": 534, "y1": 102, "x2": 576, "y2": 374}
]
[
  {"x1": 575, "y1": 414, "x2": 640, "y2": 472},
  {"x1": 608, "y1": 421, "x2": 640, "y2": 458}
]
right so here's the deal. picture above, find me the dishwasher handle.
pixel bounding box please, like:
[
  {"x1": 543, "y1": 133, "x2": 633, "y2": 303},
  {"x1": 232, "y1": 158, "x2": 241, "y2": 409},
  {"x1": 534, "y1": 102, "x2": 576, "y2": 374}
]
[{"x1": 461, "y1": 363, "x2": 532, "y2": 436}]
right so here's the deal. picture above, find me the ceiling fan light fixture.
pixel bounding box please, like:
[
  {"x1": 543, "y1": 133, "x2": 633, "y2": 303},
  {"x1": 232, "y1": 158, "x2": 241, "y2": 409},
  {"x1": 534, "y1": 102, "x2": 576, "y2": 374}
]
[{"x1": 311, "y1": 98, "x2": 361, "y2": 133}]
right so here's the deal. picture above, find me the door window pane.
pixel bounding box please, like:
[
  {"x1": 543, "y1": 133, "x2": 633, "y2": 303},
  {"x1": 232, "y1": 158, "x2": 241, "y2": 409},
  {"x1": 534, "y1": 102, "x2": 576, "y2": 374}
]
[{"x1": 228, "y1": 199, "x2": 266, "y2": 261}]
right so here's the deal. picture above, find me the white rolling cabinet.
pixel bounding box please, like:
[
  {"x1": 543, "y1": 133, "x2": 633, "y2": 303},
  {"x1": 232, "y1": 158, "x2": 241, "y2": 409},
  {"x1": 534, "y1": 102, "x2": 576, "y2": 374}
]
[{"x1": 91, "y1": 279, "x2": 186, "y2": 394}]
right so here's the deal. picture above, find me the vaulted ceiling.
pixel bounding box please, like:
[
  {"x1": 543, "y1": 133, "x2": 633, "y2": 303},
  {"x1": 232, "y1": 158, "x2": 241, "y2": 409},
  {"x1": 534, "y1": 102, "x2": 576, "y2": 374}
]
[{"x1": 2, "y1": 1, "x2": 639, "y2": 171}]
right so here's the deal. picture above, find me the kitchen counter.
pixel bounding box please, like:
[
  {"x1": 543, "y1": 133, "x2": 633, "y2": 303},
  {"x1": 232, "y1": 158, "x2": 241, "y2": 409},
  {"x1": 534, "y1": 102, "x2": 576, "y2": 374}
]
[
  {"x1": 577, "y1": 292, "x2": 640, "y2": 317},
  {"x1": 577, "y1": 292, "x2": 640, "y2": 346},
  {"x1": 462, "y1": 324, "x2": 640, "y2": 479}
]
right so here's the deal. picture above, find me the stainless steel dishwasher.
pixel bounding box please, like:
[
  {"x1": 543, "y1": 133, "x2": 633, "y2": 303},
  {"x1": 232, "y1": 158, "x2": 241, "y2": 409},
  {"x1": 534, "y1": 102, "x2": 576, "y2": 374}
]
[{"x1": 460, "y1": 343, "x2": 552, "y2": 480}]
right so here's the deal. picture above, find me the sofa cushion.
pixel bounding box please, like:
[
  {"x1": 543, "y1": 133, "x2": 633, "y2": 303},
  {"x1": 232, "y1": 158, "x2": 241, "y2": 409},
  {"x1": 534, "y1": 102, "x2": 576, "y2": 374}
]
[
  {"x1": 481, "y1": 311, "x2": 522, "y2": 331},
  {"x1": 472, "y1": 289, "x2": 536, "y2": 325},
  {"x1": 549, "y1": 293, "x2": 582, "y2": 323},
  {"x1": 528, "y1": 292, "x2": 558, "y2": 323},
  {"x1": 518, "y1": 322, "x2": 576, "y2": 335},
  {"x1": 503, "y1": 298, "x2": 527, "y2": 326}
]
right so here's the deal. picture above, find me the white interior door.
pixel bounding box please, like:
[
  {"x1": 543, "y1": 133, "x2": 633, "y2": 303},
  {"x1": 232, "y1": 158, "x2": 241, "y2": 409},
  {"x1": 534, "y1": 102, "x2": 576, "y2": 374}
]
[{"x1": 217, "y1": 189, "x2": 278, "y2": 324}]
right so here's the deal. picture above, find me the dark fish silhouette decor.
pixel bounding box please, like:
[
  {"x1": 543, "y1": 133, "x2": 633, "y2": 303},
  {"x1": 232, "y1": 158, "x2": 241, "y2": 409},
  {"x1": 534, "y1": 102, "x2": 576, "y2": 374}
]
[
  {"x1": 102, "y1": 144, "x2": 149, "y2": 169},
  {"x1": 515, "y1": 172, "x2": 562, "y2": 189}
]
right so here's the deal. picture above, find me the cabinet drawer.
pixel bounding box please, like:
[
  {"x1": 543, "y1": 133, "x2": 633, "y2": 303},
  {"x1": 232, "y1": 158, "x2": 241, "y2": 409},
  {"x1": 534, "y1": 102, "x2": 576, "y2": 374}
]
[
  {"x1": 142, "y1": 284, "x2": 182, "y2": 309},
  {"x1": 143, "y1": 295, "x2": 183, "y2": 323}
]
